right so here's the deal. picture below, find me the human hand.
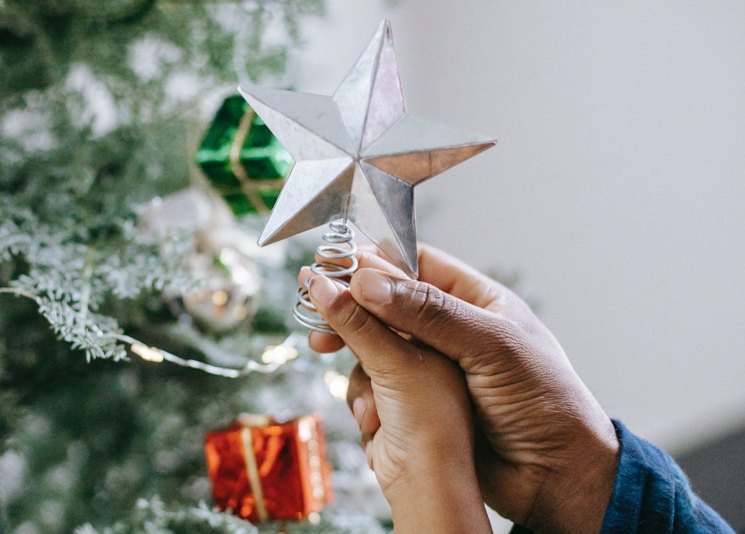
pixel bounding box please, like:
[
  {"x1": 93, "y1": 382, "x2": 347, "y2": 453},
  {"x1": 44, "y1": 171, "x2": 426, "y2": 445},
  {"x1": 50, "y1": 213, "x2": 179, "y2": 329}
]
[
  {"x1": 302, "y1": 272, "x2": 492, "y2": 534},
  {"x1": 301, "y1": 244, "x2": 619, "y2": 534}
]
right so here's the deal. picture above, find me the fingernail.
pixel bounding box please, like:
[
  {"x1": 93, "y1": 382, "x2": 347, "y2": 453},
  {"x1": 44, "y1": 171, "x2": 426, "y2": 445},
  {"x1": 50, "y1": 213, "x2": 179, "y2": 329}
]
[
  {"x1": 359, "y1": 270, "x2": 393, "y2": 305},
  {"x1": 309, "y1": 275, "x2": 342, "y2": 307},
  {"x1": 352, "y1": 397, "x2": 367, "y2": 429},
  {"x1": 365, "y1": 441, "x2": 374, "y2": 470}
]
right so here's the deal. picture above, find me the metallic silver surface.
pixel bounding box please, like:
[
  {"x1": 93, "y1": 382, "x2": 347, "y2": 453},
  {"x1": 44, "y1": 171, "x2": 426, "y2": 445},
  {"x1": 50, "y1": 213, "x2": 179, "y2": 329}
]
[
  {"x1": 239, "y1": 19, "x2": 496, "y2": 278},
  {"x1": 294, "y1": 221, "x2": 358, "y2": 334}
]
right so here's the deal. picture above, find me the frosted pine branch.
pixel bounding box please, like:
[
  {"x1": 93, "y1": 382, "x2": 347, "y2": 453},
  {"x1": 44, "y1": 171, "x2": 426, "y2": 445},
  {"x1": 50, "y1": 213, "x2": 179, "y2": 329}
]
[
  {"x1": 1, "y1": 195, "x2": 194, "y2": 360},
  {"x1": 74, "y1": 497, "x2": 386, "y2": 534}
]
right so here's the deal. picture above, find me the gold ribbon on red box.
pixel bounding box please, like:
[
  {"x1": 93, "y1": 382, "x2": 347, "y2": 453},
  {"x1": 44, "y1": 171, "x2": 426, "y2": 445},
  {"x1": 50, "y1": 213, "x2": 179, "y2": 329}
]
[{"x1": 204, "y1": 414, "x2": 333, "y2": 522}]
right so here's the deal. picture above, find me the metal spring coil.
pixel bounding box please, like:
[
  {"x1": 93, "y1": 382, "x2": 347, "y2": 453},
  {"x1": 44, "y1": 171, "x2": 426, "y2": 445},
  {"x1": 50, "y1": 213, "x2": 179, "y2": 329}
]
[{"x1": 294, "y1": 220, "x2": 358, "y2": 334}]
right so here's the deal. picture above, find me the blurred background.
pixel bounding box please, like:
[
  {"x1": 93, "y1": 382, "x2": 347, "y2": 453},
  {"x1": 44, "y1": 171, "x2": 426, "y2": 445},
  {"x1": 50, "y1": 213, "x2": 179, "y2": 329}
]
[
  {"x1": 1, "y1": 1, "x2": 743, "y2": 533},
  {"x1": 296, "y1": 1, "x2": 745, "y2": 530}
]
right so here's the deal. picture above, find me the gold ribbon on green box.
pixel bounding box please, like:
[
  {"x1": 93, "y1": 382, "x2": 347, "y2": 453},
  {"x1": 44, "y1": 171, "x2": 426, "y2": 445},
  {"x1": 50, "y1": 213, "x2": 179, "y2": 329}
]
[{"x1": 196, "y1": 94, "x2": 293, "y2": 215}]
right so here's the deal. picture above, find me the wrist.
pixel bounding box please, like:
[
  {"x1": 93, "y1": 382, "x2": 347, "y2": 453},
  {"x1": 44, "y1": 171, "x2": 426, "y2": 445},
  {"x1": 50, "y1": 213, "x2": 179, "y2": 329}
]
[
  {"x1": 526, "y1": 416, "x2": 619, "y2": 534},
  {"x1": 386, "y1": 455, "x2": 492, "y2": 534}
]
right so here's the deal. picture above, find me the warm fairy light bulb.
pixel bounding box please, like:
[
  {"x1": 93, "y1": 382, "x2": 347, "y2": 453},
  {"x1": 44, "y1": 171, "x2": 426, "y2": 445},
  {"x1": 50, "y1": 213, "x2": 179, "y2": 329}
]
[
  {"x1": 261, "y1": 344, "x2": 299, "y2": 365},
  {"x1": 323, "y1": 370, "x2": 349, "y2": 402},
  {"x1": 211, "y1": 290, "x2": 229, "y2": 306},
  {"x1": 132, "y1": 343, "x2": 165, "y2": 363}
]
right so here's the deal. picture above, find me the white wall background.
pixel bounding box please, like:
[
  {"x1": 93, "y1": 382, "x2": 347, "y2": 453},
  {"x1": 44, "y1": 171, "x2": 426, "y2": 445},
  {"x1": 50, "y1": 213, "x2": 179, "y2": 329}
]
[{"x1": 296, "y1": 1, "x2": 745, "y2": 530}]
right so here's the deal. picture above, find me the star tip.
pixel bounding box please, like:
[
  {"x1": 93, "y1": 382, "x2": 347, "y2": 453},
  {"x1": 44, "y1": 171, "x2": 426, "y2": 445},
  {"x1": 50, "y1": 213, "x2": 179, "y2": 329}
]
[
  {"x1": 237, "y1": 85, "x2": 250, "y2": 98},
  {"x1": 474, "y1": 138, "x2": 497, "y2": 150},
  {"x1": 257, "y1": 231, "x2": 272, "y2": 247},
  {"x1": 378, "y1": 19, "x2": 393, "y2": 36}
]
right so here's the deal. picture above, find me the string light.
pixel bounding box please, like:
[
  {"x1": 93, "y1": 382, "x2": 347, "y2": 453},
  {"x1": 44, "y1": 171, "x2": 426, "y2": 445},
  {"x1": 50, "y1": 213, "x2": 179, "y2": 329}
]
[
  {"x1": 210, "y1": 290, "x2": 229, "y2": 306},
  {"x1": 131, "y1": 343, "x2": 165, "y2": 362},
  {"x1": 261, "y1": 344, "x2": 299, "y2": 365},
  {"x1": 1, "y1": 286, "x2": 301, "y2": 379},
  {"x1": 120, "y1": 332, "x2": 305, "y2": 377},
  {"x1": 323, "y1": 370, "x2": 349, "y2": 402},
  {"x1": 108, "y1": 332, "x2": 297, "y2": 378}
]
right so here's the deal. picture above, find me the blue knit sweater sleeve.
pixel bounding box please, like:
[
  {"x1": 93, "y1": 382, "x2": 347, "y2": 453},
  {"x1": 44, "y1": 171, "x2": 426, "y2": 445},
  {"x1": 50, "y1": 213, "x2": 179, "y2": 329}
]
[{"x1": 510, "y1": 420, "x2": 735, "y2": 534}]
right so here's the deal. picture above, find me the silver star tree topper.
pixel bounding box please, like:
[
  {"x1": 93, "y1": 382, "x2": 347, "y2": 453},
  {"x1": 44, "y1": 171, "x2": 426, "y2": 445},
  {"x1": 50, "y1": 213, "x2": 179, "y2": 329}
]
[{"x1": 239, "y1": 20, "x2": 495, "y2": 278}]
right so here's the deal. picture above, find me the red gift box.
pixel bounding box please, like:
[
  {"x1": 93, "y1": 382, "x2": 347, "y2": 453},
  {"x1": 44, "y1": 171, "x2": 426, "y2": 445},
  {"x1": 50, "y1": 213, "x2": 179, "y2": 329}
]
[{"x1": 204, "y1": 414, "x2": 333, "y2": 522}]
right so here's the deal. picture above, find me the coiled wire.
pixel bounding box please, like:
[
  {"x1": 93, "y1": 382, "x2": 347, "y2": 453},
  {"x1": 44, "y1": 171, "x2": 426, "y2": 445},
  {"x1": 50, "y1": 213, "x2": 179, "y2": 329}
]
[{"x1": 294, "y1": 220, "x2": 358, "y2": 334}]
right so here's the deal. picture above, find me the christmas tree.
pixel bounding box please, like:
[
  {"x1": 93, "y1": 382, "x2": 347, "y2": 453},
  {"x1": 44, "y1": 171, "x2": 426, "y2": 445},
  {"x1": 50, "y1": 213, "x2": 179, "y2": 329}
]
[{"x1": 0, "y1": 2, "x2": 388, "y2": 533}]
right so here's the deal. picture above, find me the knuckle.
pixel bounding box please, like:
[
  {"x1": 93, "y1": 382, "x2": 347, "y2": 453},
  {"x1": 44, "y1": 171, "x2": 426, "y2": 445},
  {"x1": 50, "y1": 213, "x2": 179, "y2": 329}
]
[
  {"x1": 335, "y1": 298, "x2": 374, "y2": 333},
  {"x1": 405, "y1": 281, "x2": 451, "y2": 331},
  {"x1": 492, "y1": 316, "x2": 529, "y2": 350},
  {"x1": 415, "y1": 284, "x2": 440, "y2": 320},
  {"x1": 483, "y1": 283, "x2": 507, "y2": 306},
  {"x1": 458, "y1": 314, "x2": 497, "y2": 360},
  {"x1": 460, "y1": 315, "x2": 530, "y2": 369}
]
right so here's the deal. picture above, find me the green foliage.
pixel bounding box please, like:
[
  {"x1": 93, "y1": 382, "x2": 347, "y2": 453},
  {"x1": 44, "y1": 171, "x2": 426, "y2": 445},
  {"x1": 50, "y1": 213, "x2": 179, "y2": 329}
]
[
  {"x1": 0, "y1": 2, "x2": 394, "y2": 534},
  {"x1": 74, "y1": 498, "x2": 385, "y2": 534},
  {"x1": 0, "y1": 0, "x2": 323, "y2": 361},
  {"x1": 0, "y1": 293, "x2": 354, "y2": 533},
  {"x1": 0, "y1": 286, "x2": 371, "y2": 534},
  {"x1": 1, "y1": 196, "x2": 195, "y2": 360}
]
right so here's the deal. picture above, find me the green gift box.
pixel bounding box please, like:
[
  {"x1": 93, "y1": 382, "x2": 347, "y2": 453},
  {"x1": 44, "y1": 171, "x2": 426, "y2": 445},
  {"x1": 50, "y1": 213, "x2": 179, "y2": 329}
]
[{"x1": 196, "y1": 94, "x2": 293, "y2": 216}]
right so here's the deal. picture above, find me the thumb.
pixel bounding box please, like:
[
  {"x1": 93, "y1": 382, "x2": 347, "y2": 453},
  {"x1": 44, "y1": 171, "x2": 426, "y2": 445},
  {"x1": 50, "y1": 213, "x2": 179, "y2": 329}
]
[
  {"x1": 350, "y1": 268, "x2": 518, "y2": 364},
  {"x1": 307, "y1": 274, "x2": 427, "y2": 383}
]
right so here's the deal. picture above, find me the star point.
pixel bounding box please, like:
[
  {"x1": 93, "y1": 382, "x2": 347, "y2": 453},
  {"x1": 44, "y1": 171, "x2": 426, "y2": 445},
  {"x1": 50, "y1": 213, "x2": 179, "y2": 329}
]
[{"x1": 239, "y1": 20, "x2": 495, "y2": 277}]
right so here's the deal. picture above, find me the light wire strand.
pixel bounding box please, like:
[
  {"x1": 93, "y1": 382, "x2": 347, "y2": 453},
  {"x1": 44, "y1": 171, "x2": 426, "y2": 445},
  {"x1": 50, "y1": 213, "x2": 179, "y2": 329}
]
[{"x1": 0, "y1": 286, "x2": 292, "y2": 378}]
